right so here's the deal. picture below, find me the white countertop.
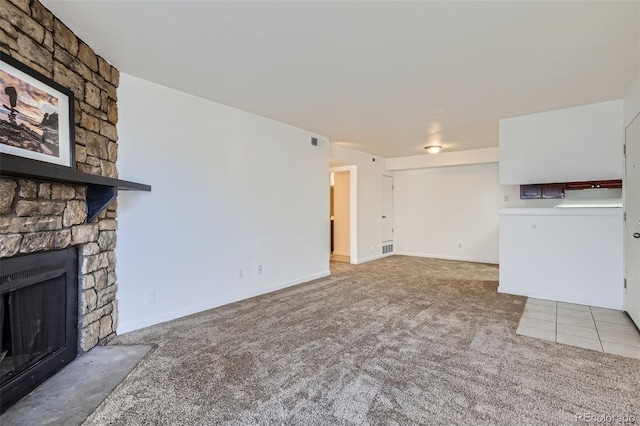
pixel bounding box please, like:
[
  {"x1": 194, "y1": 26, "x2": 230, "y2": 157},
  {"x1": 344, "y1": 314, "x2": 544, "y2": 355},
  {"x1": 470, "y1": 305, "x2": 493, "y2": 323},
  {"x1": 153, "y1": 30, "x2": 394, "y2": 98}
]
[{"x1": 499, "y1": 207, "x2": 622, "y2": 217}]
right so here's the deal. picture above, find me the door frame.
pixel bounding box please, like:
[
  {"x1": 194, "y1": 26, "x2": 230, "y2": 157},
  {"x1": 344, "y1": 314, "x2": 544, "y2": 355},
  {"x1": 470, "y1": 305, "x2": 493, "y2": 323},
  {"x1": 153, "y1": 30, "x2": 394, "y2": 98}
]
[{"x1": 330, "y1": 166, "x2": 358, "y2": 264}]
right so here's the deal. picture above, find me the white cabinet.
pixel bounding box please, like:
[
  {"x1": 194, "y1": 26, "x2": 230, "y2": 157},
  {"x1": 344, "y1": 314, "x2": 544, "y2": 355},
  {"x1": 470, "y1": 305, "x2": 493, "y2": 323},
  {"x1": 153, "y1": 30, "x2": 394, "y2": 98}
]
[
  {"x1": 499, "y1": 100, "x2": 623, "y2": 185},
  {"x1": 498, "y1": 208, "x2": 623, "y2": 309}
]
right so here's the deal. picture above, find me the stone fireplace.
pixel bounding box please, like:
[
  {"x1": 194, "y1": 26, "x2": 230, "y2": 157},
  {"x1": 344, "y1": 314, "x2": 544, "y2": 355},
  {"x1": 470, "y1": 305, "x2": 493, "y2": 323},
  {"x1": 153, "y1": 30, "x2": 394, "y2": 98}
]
[
  {"x1": 0, "y1": 179, "x2": 119, "y2": 350},
  {"x1": 0, "y1": 0, "x2": 124, "y2": 408}
]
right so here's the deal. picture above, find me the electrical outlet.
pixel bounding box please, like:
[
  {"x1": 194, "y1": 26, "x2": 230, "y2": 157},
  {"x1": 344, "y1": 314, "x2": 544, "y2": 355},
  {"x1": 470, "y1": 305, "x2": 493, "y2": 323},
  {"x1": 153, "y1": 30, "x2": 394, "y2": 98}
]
[
  {"x1": 371, "y1": 245, "x2": 375, "y2": 252},
  {"x1": 504, "y1": 195, "x2": 509, "y2": 202},
  {"x1": 145, "y1": 291, "x2": 155, "y2": 305},
  {"x1": 239, "y1": 269, "x2": 244, "y2": 278},
  {"x1": 458, "y1": 243, "x2": 462, "y2": 248},
  {"x1": 258, "y1": 265, "x2": 263, "y2": 275}
]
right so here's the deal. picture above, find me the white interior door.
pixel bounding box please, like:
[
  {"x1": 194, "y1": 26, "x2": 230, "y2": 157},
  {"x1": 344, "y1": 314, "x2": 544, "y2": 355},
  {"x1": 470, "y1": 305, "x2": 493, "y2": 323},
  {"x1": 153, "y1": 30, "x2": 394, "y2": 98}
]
[
  {"x1": 382, "y1": 176, "x2": 393, "y2": 243},
  {"x1": 625, "y1": 113, "x2": 640, "y2": 326}
]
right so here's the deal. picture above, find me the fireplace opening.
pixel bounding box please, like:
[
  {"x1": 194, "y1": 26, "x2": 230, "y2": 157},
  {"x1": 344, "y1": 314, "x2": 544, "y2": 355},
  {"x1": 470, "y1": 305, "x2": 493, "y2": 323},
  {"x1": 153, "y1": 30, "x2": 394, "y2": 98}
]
[{"x1": 0, "y1": 248, "x2": 78, "y2": 413}]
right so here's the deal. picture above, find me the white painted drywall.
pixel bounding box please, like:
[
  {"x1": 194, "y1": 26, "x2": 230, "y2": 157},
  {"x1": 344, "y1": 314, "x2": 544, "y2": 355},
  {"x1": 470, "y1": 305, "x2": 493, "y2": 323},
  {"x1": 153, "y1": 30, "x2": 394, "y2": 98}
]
[
  {"x1": 499, "y1": 100, "x2": 624, "y2": 184},
  {"x1": 391, "y1": 157, "x2": 624, "y2": 264},
  {"x1": 498, "y1": 208, "x2": 623, "y2": 309},
  {"x1": 386, "y1": 147, "x2": 499, "y2": 171},
  {"x1": 116, "y1": 74, "x2": 330, "y2": 333},
  {"x1": 332, "y1": 172, "x2": 350, "y2": 256},
  {"x1": 329, "y1": 144, "x2": 388, "y2": 263},
  {"x1": 624, "y1": 72, "x2": 640, "y2": 128},
  {"x1": 393, "y1": 163, "x2": 505, "y2": 264}
]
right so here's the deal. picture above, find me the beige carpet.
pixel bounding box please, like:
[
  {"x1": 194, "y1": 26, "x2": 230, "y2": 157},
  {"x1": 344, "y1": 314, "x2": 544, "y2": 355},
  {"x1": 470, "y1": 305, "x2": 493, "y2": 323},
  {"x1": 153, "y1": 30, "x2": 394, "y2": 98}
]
[{"x1": 85, "y1": 256, "x2": 640, "y2": 425}]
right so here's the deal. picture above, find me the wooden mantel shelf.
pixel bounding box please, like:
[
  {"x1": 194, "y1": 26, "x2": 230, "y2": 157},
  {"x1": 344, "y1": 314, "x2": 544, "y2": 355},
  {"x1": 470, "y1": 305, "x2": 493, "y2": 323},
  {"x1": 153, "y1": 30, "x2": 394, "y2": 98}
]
[
  {"x1": 1, "y1": 154, "x2": 151, "y2": 222},
  {"x1": 0, "y1": 154, "x2": 150, "y2": 190}
]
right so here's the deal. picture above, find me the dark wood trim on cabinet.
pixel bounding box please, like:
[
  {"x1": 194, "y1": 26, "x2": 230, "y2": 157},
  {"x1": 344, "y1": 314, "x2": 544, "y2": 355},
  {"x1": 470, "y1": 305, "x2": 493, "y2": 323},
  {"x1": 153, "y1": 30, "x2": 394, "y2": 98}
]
[
  {"x1": 565, "y1": 180, "x2": 622, "y2": 190},
  {"x1": 520, "y1": 180, "x2": 622, "y2": 200}
]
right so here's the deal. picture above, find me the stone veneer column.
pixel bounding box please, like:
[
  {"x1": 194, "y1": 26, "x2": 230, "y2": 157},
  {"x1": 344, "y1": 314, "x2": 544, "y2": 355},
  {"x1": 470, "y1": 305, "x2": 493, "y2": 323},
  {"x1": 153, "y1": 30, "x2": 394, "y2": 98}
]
[{"x1": 0, "y1": 0, "x2": 121, "y2": 351}]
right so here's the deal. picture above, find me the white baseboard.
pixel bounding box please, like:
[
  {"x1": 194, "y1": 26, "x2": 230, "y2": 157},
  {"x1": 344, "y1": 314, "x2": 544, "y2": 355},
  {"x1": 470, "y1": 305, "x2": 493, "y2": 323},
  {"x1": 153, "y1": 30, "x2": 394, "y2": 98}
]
[
  {"x1": 498, "y1": 285, "x2": 623, "y2": 310},
  {"x1": 353, "y1": 252, "x2": 395, "y2": 264},
  {"x1": 394, "y1": 251, "x2": 498, "y2": 265},
  {"x1": 117, "y1": 270, "x2": 331, "y2": 334}
]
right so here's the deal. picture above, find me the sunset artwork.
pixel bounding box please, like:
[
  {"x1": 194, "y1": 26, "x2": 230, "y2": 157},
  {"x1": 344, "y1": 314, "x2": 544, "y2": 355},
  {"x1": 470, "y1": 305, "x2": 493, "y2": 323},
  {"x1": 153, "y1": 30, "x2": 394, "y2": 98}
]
[{"x1": 0, "y1": 70, "x2": 60, "y2": 157}]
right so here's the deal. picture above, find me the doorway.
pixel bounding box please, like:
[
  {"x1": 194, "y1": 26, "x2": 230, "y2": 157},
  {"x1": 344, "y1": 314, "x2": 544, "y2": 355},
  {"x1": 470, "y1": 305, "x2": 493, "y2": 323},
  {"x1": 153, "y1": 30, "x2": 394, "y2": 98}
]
[
  {"x1": 330, "y1": 171, "x2": 350, "y2": 263},
  {"x1": 329, "y1": 166, "x2": 357, "y2": 264}
]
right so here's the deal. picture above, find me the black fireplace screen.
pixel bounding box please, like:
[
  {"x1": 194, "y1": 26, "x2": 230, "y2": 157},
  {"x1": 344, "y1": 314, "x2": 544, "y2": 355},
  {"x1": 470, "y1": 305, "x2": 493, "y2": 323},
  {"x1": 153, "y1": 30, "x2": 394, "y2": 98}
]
[
  {"x1": 1, "y1": 276, "x2": 66, "y2": 384},
  {"x1": 0, "y1": 248, "x2": 78, "y2": 413}
]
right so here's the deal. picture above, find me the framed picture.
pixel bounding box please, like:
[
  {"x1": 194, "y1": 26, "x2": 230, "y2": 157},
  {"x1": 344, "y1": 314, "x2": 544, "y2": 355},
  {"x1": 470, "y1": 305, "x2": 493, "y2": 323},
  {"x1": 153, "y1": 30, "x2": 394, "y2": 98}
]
[{"x1": 0, "y1": 53, "x2": 75, "y2": 168}]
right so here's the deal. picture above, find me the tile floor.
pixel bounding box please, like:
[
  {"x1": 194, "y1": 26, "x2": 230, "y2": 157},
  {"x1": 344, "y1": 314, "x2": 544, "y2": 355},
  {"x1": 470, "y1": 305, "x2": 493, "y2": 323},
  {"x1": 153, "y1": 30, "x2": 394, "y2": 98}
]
[{"x1": 517, "y1": 297, "x2": 640, "y2": 360}]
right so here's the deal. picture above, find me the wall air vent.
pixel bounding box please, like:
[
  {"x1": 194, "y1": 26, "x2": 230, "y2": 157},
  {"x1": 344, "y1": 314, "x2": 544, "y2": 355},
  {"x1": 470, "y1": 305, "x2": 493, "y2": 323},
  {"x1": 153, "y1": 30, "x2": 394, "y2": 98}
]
[
  {"x1": 311, "y1": 137, "x2": 319, "y2": 146},
  {"x1": 382, "y1": 244, "x2": 393, "y2": 254}
]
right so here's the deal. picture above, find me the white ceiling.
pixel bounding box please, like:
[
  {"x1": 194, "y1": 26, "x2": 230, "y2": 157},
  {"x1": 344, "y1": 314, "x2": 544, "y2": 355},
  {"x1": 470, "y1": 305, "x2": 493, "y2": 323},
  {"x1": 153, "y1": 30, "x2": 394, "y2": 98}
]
[{"x1": 42, "y1": 1, "x2": 639, "y2": 158}]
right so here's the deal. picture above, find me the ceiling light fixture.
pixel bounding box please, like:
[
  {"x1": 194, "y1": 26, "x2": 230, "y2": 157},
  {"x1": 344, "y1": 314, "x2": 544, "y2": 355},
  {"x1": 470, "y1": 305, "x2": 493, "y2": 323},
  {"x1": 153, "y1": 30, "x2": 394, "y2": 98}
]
[{"x1": 424, "y1": 145, "x2": 442, "y2": 154}]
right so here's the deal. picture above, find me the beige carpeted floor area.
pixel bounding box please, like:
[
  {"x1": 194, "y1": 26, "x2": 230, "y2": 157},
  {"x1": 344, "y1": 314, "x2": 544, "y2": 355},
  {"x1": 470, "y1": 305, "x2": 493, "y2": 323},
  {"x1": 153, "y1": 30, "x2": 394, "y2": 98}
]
[{"x1": 84, "y1": 256, "x2": 640, "y2": 425}]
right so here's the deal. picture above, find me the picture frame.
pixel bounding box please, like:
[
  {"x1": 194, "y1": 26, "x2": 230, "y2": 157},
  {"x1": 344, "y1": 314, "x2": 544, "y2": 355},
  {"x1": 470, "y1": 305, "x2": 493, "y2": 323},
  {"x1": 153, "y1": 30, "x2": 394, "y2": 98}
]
[{"x1": 0, "y1": 52, "x2": 75, "y2": 168}]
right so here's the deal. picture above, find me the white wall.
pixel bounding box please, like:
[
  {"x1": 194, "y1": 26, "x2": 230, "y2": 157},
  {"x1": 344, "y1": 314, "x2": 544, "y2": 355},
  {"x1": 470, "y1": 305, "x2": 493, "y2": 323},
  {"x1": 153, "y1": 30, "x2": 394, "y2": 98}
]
[
  {"x1": 116, "y1": 74, "x2": 330, "y2": 333},
  {"x1": 624, "y1": 72, "x2": 640, "y2": 128},
  {"x1": 393, "y1": 163, "x2": 506, "y2": 263},
  {"x1": 500, "y1": 100, "x2": 624, "y2": 184},
  {"x1": 393, "y1": 160, "x2": 624, "y2": 264},
  {"x1": 333, "y1": 172, "x2": 350, "y2": 256},
  {"x1": 329, "y1": 144, "x2": 388, "y2": 263},
  {"x1": 386, "y1": 147, "x2": 498, "y2": 171},
  {"x1": 499, "y1": 208, "x2": 623, "y2": 309}
]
